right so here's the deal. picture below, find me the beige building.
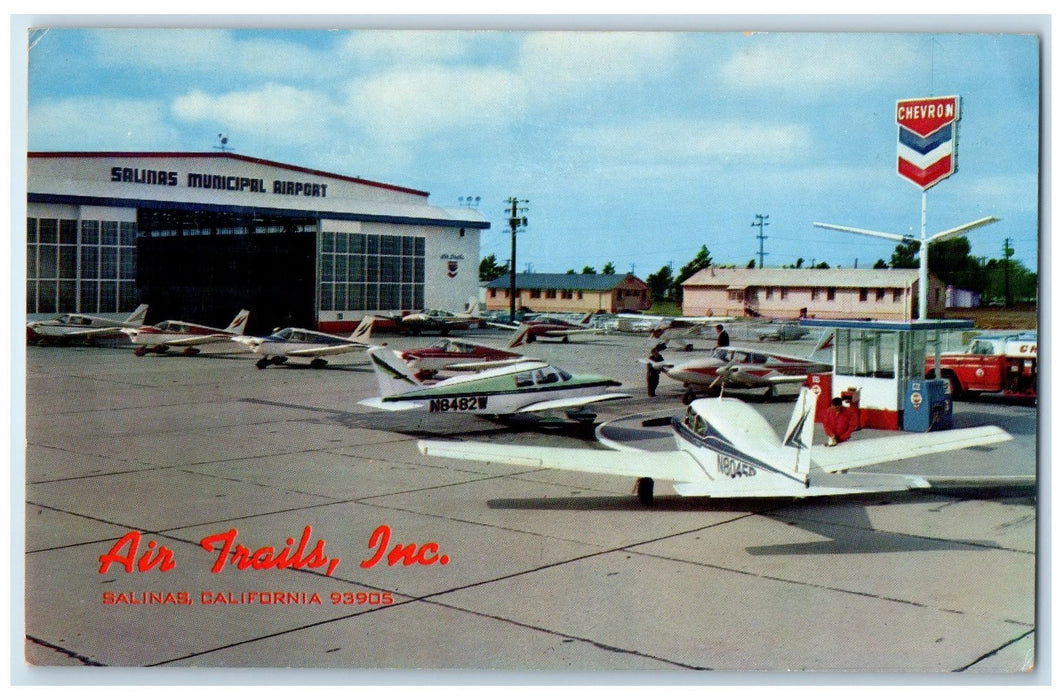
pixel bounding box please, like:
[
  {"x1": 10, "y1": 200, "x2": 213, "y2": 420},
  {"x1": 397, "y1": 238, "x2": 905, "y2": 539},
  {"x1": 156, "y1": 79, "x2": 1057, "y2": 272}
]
[
  {"x1": 485, "y1": 273, "x2": 651, "y2": 314},
  {"x1": 681, "y1": 267, "x2": 944, "y2": 321}
]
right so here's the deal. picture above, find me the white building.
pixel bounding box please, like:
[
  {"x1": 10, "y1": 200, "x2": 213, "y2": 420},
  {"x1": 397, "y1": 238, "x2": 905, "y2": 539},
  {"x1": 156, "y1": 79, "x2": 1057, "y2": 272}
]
[{"x1": 27, "y1": 151, "x2": 488, "y2": 333}]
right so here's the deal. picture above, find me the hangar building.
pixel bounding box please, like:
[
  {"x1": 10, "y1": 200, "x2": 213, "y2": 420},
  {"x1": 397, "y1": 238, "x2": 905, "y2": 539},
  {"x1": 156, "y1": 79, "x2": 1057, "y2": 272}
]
[{"x1": 27, "y1": 151, "x2": 489, "y2": 334}]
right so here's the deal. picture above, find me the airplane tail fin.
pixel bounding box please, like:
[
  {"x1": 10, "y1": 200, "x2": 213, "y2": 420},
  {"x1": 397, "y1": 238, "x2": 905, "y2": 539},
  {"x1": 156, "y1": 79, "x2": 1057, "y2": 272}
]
[
  {"x1": 124, "y1": 304, "x2": 149, "y2": 325},
  {"x1": 782, "y1": 386, "x2": 818, "y2": 478},
  {"x1": 809, "y1": 331, "x2": 834, "y2": 359},
  {"x1": 367, "y1": 346, "x2": 422, "y2": 397},
  {"x1": 579, "y1": 311, "x2": 595, "y2": 326},
  {"x1": 506, "y1": 324, "x2": 531, "y2": 349},
  {"x1": 349, "y1": 316, "x2": 374, "y2": 344},
  {"x1": 225, "y1": 310, "x2": 251, "y2": 334}
]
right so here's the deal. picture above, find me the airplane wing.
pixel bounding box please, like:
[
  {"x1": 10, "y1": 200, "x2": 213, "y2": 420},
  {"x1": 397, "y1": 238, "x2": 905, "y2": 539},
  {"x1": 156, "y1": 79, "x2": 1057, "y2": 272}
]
[
  {"x1": 514, "y1": 393, "x2": 632, "y2": 414},
  {"x1": 811, "y1": 426, "x2": 1013, "y2": 474},
  {"x1": 52, "y1": 326, "x2": 126, "y2": 338},
  {"x1": 720, "y1": 368, "x2": 807, "y2": 386},
  {"x1": 539, "y1": 328, "x2": 600, "y2": 338},
  {"x1": 285, "y1": 343, "x2": 366, "y2": 358},
  {"x1": 357, "y1": 397, "x2": 424, "y2": 411},
  {"x1": 444, "y1": 358, "x2": 534, "y2": 371},
  {"x1": 163, "y1": 334, "x2": 239, "y2": 347},
  {"x1": 418, "y1": 440, "x2": 707, "y2": 482}
]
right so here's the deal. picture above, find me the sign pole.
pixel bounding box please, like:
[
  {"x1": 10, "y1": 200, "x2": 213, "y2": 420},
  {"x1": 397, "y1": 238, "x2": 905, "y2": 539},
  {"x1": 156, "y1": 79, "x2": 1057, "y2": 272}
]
[{"x1": 919, "y1": 190, "x2": 928, "y2": 320}]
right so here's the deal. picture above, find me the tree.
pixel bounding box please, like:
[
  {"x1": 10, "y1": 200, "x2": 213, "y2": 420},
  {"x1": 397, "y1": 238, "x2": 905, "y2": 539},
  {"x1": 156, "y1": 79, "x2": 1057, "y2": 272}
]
[
  {"x1": 479, "y1": 254, "x2": 508, "y2": 282},
  {"x1": 564, "y1": 268, "x2": 576, "y2": 275},
  {"x1": 645, "y1": 264, "x2": 674, "y2": 301},
  {"x1": 746, "y1": 259, "x2": 756, "y2": 269},
  {"x1": 813, "y1": 261, "x2": 831, "y2": 269},
  {"x1": 581, "y1": 265, "x2": 597, "y2": 274},
  {"x1": 873, "y1": 259, "x2": 889, "y2": 269},
  {"x1": 795, "y1": 257, "x2": 804, "y2": 269},
  {"x1": 889, "y1": 240, "x2": 920, "y2": 269},
  {"x1": 671, "y1": 245, "x2": 713, "y2": 303},
  {"x1": 602, "y1": 262, "x2": 616, "y2": 274}
]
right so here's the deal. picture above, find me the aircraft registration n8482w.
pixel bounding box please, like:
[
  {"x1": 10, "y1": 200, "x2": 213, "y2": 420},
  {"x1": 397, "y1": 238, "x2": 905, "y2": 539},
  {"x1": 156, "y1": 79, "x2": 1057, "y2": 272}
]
[
  {"x1": 418, "y1": 387, "x2": 1017, "y2": 504},
  {"x1": 359, "y1": 346, "x2": 629, "y2": 421}
]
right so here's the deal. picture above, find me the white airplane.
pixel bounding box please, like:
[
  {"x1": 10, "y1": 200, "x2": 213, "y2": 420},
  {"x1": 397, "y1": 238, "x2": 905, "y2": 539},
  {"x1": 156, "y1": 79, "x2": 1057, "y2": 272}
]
[
  {"x1": 359, "y1": 345, "x2": 630, "y2": 421},
  {"x1": 123, "y1": 309, "x2": 250, "y2": 356},
  {"x1": 396, "y1": 324, "x2": 535, "y2": 378},
  {"x1": 615, "y1": 313, "x2": 733, "y2": 344},
  {"x1": 418, "y1": 387, "x2": 1015, "y2": 504},
  {"x1": 27, "y1": 304, "x2": 149, "y2": 344},
  {"x1": 491, "y1": 311, "x2": 603, "y2": 344},
  {"x1": 234, "y1": 316, "x2": 375, "y2": 369}
]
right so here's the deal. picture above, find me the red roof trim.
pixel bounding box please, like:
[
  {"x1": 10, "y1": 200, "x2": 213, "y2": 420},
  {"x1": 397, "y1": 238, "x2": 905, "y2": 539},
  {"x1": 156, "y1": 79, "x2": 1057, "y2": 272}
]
[{"x1": 27, "y1": 151, "x2": 430, "y2": 197}]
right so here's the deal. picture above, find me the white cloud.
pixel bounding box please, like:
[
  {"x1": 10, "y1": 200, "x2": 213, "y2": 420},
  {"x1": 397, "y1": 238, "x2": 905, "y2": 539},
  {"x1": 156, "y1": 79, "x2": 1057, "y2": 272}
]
[
  {"x1": 28, "y1": 97, "x2": 181, "y2": 150},
  {"x1": 720, "y1": 34, "x2": 922, "y2": 92},
  {"x1": 519, "y1": 31, "x2": 679, "y2": 88},
  {"x1": 346, "y1": 66, "x2": 527, "y2": 143},
  {"x1": 89, "y1": 29, "x2": 327, "y2": 80},
  {"x1": 172, "y1": 84, "x2": 332, "y2": 135},
  {"x1": 567, "y1": 119, "x2": 812, "y2": 163},
  {"x1": 339, "y1": 30, "x2": 475, "y2": 64}
]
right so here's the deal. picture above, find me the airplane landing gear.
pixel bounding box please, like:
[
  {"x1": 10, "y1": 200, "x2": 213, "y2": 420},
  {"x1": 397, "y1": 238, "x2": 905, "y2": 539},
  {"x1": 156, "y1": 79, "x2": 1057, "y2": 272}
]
[
  {"x1": 682, "y1": 388, "x2": 697, "y2": 405},
  {"x1": 256, "y1": 357, "x2": 271, "y2": 370},
  {"x1": 182, "y1": 347, "x2": 200, "y2": 356},
  {"x1": 134, "y1": 346, "x2": 148, "y2": 357},
  {"x1": 636, "y1": 477, "x2": 655, "y2": 506},
  {"x1": 309, "y1": 358, "x2": 328, "y2": 369}
]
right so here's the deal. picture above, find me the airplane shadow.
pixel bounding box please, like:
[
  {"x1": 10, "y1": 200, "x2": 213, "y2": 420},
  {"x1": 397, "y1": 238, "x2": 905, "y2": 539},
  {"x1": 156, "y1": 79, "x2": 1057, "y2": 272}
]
[{"x1": 487, "y1": 487, "x2": 1036, "y2": 556}]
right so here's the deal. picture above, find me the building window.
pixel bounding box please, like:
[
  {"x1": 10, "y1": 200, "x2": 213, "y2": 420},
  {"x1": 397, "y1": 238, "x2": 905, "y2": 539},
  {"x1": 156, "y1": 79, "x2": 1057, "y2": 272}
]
[
  {"x1": 893, "y1": 288, "x2": 903, "y2": 302},
  {"x1": 827, "y1": 287, "x2": 836, "y2": 301},
  {"x1": 320, "y1": 232, "x2": 424, "y2": 313},
  {"x1": 545, "y1": 289, "x2": 556, "y2": 299},
  {"x1": 859, "y1": 288, "x2": 869, "y2": 302},
  {"x1": 780, "y1": 288, "x2": 788, "y2": 300},
  {"x1": 727, "y1": 290, "x2": 744, "y2": 301},
  {"x1": 765, "y1": 288, "x2": 773, "y2": 299},
  {"x1": 811, "y1": 288, "x2": 820, "y2": 300},
  {"x1": 561, "y1": 290, "x2": 573, "y2": 299},
  {"x1": 529, "y1": 289, "x2": 541, "y2": 299},
  {"x1": 876, "y1": 288, "x2": 886, "y2": 301}
]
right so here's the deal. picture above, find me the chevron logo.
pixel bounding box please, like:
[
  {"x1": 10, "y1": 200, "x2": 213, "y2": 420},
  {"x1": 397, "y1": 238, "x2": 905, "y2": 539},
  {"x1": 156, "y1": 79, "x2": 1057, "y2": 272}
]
[{"x1": 896, "y1": 95, "x2": 960, "y2": 190}]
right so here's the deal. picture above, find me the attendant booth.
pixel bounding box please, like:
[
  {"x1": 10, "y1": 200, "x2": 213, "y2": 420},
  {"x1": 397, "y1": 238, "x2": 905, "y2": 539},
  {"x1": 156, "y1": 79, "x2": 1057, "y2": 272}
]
[{"x1": 799, "y1": 319, "x2": 974, "y2": 432}]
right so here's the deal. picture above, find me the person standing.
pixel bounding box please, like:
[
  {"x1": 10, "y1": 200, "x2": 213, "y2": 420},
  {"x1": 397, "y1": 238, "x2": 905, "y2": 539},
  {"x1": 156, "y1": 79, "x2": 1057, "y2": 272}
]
[
  {"x1": 714, "y1": 324, "x2": 730, "y2": 348},
  {"x1": 645, "y1": 343, "x2": 667, "y2": 397}
]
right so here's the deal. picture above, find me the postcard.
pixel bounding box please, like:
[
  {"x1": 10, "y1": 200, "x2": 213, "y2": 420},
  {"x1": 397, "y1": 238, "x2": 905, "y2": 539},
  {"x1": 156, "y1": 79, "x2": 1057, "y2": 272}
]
[{"x1": 17, "y1": 19, "x2": 1041, "y2": 681}]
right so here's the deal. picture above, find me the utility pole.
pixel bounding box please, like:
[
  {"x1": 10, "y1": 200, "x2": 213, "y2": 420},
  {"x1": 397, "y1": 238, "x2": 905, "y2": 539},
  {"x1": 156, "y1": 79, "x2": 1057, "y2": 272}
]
[
  {"x1": 506, "y1": 197, "x2": 529, "y2": 323},
  {"x1": 1002, "y1": 237, "x2": 1014, "y2": 307},
  {"x1": 751, "y1": 214, "x2": 769, "y2": 268}
]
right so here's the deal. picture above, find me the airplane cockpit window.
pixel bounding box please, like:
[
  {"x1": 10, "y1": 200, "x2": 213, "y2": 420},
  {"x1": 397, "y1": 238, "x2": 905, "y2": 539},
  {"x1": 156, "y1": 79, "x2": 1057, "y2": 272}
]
[
  {"x1": 556, "y1": 368, "x2": 572, "y2": 382},
  {"x1": 514, "y1": 372, "x2": 534, "y2": 388},
  {"x1": 533, "y1": 368, "x2": 560, "y2": 384},
  {"x1": 749, "y1": 353, "x2": 768, "y2": 364},
  {"x1": 275, "y1": 328, "x2": 293, "y2": 339}
]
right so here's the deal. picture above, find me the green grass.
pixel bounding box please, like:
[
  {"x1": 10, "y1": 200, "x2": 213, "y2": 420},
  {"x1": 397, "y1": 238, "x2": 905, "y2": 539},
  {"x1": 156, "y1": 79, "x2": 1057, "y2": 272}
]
[{"x1": 647, "y1": 301, "x2": 681, "y2": 317}]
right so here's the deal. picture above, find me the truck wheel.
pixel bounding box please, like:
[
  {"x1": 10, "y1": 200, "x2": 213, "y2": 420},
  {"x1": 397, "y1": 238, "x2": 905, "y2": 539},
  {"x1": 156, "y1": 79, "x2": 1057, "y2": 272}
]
[{"x1": 943, "y1": 372, "x2": 964, "y2": 399}]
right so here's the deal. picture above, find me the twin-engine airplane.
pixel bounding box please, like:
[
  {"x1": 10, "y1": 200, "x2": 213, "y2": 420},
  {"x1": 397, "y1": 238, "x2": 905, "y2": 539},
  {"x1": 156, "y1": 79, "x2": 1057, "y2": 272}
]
[
  {"x1": 491, "y1": 311, "x2": 601, "y2": 344},
  {"x1": 397, "y1": 325, "x2": 535, "y2": 378},
  {"x1": 27, "y1": 304, "x2": 149, "y2": 344},
  {"x1": 123, "y1": 310, "x2": 250, "y2": 356},
  {"x1": 377, "y1": 308, "x2": 483, "y2": 336},
  {"x1": 234, "y1": 316, "x2": 375, "y2": 369},
  {"x1": 418, "y1": 387, "x2": 1015, "y2": 504},
  {"x1": 654, "y1": 337, "x2": 833, "y2": 402},
  {"x1": 359, "y1": 346, "x2": 629, "y2": 421}
]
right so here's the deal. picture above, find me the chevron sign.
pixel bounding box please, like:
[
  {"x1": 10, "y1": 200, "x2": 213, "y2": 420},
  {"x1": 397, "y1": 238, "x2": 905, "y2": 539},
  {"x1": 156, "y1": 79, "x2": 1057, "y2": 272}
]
[{"x1": 896, "y1": 95, "x2": 960, "y2": 190}]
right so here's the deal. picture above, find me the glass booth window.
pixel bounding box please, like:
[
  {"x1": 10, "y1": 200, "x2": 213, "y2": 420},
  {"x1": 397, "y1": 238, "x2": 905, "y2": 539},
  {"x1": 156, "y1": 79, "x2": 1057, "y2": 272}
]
[{"x1": 834, "y1": 329, "x2": 897, "y2": 378}]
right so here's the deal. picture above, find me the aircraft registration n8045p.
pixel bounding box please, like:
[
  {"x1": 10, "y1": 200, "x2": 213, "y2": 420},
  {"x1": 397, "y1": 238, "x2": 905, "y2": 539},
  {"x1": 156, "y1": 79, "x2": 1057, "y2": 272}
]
[
  {"x1": 123, "y1": 309, "x2": 250, "y2": 356},
  {"x1": 359, "y1": 345, "x2": 630, "y2": 421},
  {"x1": 417, "y1": 387, "x2": 1015, "y2": 504},
  {"x1": 26, "y1": 303, "x2": 149, "y2": 344}
]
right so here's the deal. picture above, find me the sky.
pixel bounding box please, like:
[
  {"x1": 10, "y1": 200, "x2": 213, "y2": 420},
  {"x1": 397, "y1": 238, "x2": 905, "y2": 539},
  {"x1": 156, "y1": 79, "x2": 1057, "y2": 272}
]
[{"x1": 19, "y1": 17, "x2": 1044, "y2": 277}]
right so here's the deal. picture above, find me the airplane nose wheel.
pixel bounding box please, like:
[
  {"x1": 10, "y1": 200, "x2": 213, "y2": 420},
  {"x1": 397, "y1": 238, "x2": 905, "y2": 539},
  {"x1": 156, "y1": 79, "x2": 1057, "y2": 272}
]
[
  {"x1": 636, "y1": 477, "x2": 655, "y2": 506},
  {"x1": 255, "y1": 357, "x2": 271, "y2": 370}
]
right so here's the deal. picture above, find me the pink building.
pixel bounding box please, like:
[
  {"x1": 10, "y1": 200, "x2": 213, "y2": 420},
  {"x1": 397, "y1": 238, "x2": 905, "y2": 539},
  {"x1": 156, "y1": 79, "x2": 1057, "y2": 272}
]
[
  {"x1": 681, "y1": 267, "x2": 944, "y2": 321},
  {"x1": 485, "y1": 273, "x2": 651, "y2": 314}
]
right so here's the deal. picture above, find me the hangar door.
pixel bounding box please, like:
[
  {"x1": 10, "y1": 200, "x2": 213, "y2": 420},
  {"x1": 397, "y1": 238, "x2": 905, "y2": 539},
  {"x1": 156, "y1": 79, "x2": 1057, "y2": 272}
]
[{"x1": 137, "y1": 231, "x2": 317, "y2": 336}]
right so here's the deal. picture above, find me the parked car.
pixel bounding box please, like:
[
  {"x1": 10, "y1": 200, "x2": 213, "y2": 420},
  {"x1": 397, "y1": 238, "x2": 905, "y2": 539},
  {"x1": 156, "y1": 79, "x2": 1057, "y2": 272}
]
[{"x1": 756, "y1": 323, "x2": 810, "y2": 342}]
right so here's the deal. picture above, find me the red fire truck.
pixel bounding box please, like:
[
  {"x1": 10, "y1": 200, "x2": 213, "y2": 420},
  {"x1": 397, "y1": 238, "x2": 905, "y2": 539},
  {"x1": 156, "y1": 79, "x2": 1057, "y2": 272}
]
[{"x1": 926, "y1": 332, "x2": 1037, "y2": 399}]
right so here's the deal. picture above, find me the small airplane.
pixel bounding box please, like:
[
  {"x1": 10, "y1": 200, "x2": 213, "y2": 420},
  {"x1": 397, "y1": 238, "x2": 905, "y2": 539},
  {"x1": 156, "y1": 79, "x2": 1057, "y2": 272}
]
[
  {"x1": 396, "y1": 325, "x2": 534, "y2": 378},
  {"x1": 123, "y1": 309, "x2": 250, "y2": 356},
  {"x1": 234, "y1": 316, "x2": 375, "y2": 369},
  {"x1": 491, "y1": 311, "x2": 602, "y2": 344},
  {"x1": 377, "y1": 301, "x2": 485, "y2": 336},
  {"x1": 27, "y1": 304, "x2": 149, "y2": 344},
  {"x1": 359, "y1": 345, "x2": 630, "y2": 422},
  {"x1": 418, "y1": 386, "x2": 1015, "y2": 504},
  {"x1": 651, "y1": 336, "x2": 833, "y2": 403}
]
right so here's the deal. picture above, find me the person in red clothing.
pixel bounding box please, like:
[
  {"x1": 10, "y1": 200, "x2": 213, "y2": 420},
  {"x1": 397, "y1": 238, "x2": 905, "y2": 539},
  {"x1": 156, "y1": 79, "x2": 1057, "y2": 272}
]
[{"x1": 822, "y1": 397, "x2": 857, "y2": 446}]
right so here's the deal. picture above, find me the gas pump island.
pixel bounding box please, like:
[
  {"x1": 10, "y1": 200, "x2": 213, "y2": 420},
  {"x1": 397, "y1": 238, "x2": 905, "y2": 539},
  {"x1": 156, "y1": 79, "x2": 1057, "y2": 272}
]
[{"x1": 799, "y1": 318, "x2": 975, "y2": 432}]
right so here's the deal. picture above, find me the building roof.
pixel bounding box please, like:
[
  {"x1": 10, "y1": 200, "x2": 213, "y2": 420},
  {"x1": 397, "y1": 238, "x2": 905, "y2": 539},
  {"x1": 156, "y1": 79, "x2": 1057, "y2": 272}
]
[
  {"x1": 683, "y1": 266, "x2": 928, "y2": 289},
  {"x1": 486, "y1": 273, "x2": 646, "y2": 291}
]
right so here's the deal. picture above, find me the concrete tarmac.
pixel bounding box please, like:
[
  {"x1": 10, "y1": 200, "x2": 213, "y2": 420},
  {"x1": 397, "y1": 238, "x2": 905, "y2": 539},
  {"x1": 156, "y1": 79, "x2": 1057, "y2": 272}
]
[{"x1": 20, "y1": 330, "x2": 1038, "y2": 676}]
